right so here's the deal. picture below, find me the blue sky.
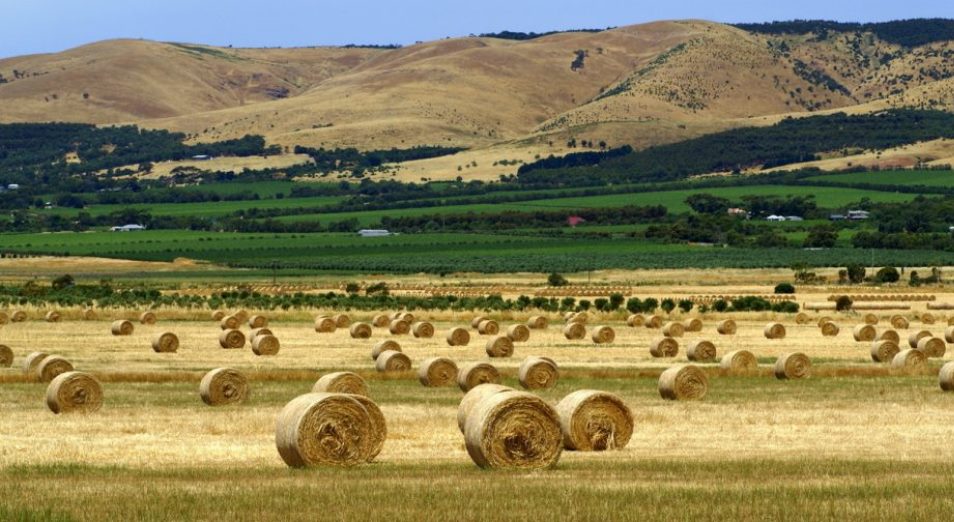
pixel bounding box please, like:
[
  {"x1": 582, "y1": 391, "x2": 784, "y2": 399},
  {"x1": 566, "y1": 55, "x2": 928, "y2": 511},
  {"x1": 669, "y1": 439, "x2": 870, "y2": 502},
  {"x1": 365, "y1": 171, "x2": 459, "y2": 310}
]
[{"x1": 1, "y1": 0, "x2": 951, "y2": 58}]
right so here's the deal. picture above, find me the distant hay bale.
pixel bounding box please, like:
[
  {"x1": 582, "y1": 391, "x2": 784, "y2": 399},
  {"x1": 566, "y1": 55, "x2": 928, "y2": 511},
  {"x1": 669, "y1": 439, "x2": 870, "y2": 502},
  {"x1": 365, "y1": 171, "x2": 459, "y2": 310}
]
[
  {"x1": 313, "y1": 371, "x2": 368, "y2": 396},
  {"x1": 233, "y1": 310, "x2": 250, "y2": 323},
  {"x1": 418, "y1": 357, "x2": 458, "y2": 387},
  {"x1": 662, "y1": 322, "x2": 684, "y2": 338},
  {"x1": 314, "y1": 316, "x2": 337, "y2": 333},
  {"x1": 211, "y1": 310, "x2": 226, "y2": 321},
  {"x1": 218, "y1": 329, "x2": 246, "y2": 350},
  {"x1": 388, "y1": 319, "x2": 410, "y2": 335},
  {"x1": 567, "y1": 312, "x2": 589, "y2": 324},
  {"x1": 463, "y1": 391, "x2": 563, "y2": 470},
  {"x1": 411, "y1": 321, "x2": 435, "y2": 338},
  {"x1": 948, "y1": 316, "x2": 954, "y2": 327},
  {"x1": 890, "y1": 315, "x2": 910, "y2": 329},
  {"x1": 457, "y1": 362, "x2": 501, "y2": 392},
  {"x1": 139, "y1": 311, "x2": 156, "y2": 325},
  {"x1": 220, "y1": 315, "x2": 241, "y2": 330},
  {"x1": 375, "y1": 350, "x2": 411, "y2": 372},
  {"x1": 591, "y1": 325, "x2": 615, "y2": 344},
  {"x1": 817, "y1": 316, "x2": 833, "y2": 328},
  {"x1": 649, "y1": 337, "x2": 679, "y2": 358},
  {"x1": 820, "y1": 321, "x2": 840, "y2": 337},
  {"x1": 333, "y1": 314, "x2": 351, "y2": 328},
  {"x1": 892, "y1": 348, "x2": 926, "y2": 370},
  {"x1": 46, "y1": 372, "x2": 103, "y2": 414},
  {"x1": 249, "y1": 327, "x2": 274, "y2": 341},
  {"x1": 626, "y1": 314, "x2": 645, "y2": 327},
  {"x1": 445, "y1": 327, "x2": 471, "y2": 347},
  {"x1": 871, "y1": 340, "x2": 901, "y2": 363},
  {"x1": 349, "y1": 322, "x2": 373, "y2": 339},
  {"x1": 82, "y1": 309, "x2": 97, "y2": 321},
  {"x1": 37, "y1": 356, "x2": 73, "y2": 382},
  {"x1": 774, "y1": 352, "x2": 811, "y2": 380},
  {"x1": 485, "y1": 335, "x2": 514, "y2": 358},
  {"x1": 0, "y1": 344, "x2": 12, "y2": 367},
  {"x1": 151, "y1": 332, "x2": 179, "y2": 353},
  {"x1": 518, "y1": 356, "x2": 558, "y2": 390},
  {"x1": 199, "y1": 368, "x2": 249, "y2": 406},
  {"x1": 457, "y1": 383, "x2": 513, "y2": 433},
  {"x1": 372, "y1": 314, "x2": 390, "y2": 327},
  {"x1": 687, "y1": 340, "x2": 717, "y2": 362},
  {"x1": 720, "y1": 350, "x2": 758, "y2": 373},
  {"x1": 556, "y1": 390, "x2": 634, "y2": 451},
  {"x1": 908, "y1": 330, "x2": 932, "y2": 349},
  {"x1": 921, "y1": 313, "x2": 937, "y2": 325},
  {"x1": 506, "y1": 324, "x2": 531, "y2": 343},
  {"x1": 947, "y1": 326, "x2": 954, "y2": 344},
  {"x1": 397, "y1": 312, "x2": 415, "y2": 323},
  {"x1": 0, "y1": 311, "x2": 8, "y2": 325},
  {"x1": 22, "y1": 352, "x2": 49, "y2": 374},
  {"x1": 917, "y1": 336, "x2": 946, "y2": 358},
  {"x1": 562, "y1": 322, "x2": 586, "y2": 340},
  {"x1": 110, "y1": 320, "x2": 134, "y2": 336},
  {"x1": 684, "y1": 318, "x2": 703, "y2": 332},
  {"x1": 658, "y1": 365, "x2": 709, "y2": 400},
  {"x1": 11, "y1": 310, "x2": 27, "y2": 322},
  {"x1": 252, "y1": 334, "x2": 281, "y2": 356},
  {"x1": 527, "y1": 316, "x2": 549, "y2": 329},
  {"x1": 863, "y1": 313, "x2": 879, "y2": 325},
  {"x1": 563, "y1": 311, "x2": 576, "y2": 321},
  {"x1": 938, "y1": 361, "x2": 954, "y2": 391},
  {"x1": 852, "y1": 324, "x2": 877, "y2": 342},
  {"x1": 471, "y1": 316, "x2": 488, "y2": 329},
  {"x1": 795, "y1": 313, "x2": 810, "y2": 325},
  {"x1": 716, "y1": 319, "x2": 737, "y2": 335},
  {"x1": 371, "y1": 340, "x2": 400, "y2": 360},
  {"x1": 764, "y1": 322, "x2": 786, "y2": 340},
  {"x1": 248, "y1": 315, "x2": 268, "y2": 329},
  {"x1": 877, "y1": 329, "x2": 900, "y2": 344},
  {"x1": 645, "y1": 315, "x2": 663, "y2": 328},
  {"x1": 275, "y1": 393, "x2": 379, "y2": 467},
  {"x1": 477, "y1": 320, "x2": 499, "y2": 335},
  {"x1": 45, "y1": 311, "x2": 61, "y2": 323}
]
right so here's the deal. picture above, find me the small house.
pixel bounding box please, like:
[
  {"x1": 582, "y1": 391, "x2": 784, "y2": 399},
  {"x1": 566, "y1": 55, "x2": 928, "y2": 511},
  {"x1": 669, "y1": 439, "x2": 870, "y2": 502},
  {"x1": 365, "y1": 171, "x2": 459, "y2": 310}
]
[
  {"x1": 110, "y1": 224, "x2": 147, "y2": 232},
  {"x1": 358, "y1": 229, "x2": 391, "y2": 237},
  {"x1": 766, "y1": 215, "x2": 786, "y2": 222},
  {"x1": 847, "y1": 210, "x2": 870, "y2": 220}
]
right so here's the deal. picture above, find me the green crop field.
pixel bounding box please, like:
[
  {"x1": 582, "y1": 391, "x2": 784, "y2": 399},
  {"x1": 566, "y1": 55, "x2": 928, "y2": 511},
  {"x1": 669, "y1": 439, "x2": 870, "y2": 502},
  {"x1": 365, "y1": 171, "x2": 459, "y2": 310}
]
[
  {"x1": 47, "y1": 195, "x2": 344, "y2": 219},
  {"x1": 805, "y1": 169, "x2": 954, "y2": 187}
]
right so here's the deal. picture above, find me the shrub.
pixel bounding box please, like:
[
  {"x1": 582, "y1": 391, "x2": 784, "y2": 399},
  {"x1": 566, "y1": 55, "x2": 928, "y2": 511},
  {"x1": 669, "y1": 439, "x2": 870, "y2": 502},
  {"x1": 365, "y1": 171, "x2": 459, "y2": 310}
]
[
  {"x1": 642, "y1": 298, "x2": 659, "y2": 312},
  {"x1": 835, "y1": 295, "x2": 853, "y2": 311},
  {"x1": 774, "y1": 283, "x2": 796, "y2": 294},
  {"x1": 846, "y1": 264, "x2": 866, "y2": 284},
  {"x1": 547, "y1": 272, "x2": 568, "y2": 287},
  {"x1": 660, "y1": 298, "x2": 676, "y2": 314},
  {"x1": 874, "y1": 266, "x2": 900, "y2": 284},
  {"x1": 678, "y1": 299, "x2": 694, "y2": 313}
]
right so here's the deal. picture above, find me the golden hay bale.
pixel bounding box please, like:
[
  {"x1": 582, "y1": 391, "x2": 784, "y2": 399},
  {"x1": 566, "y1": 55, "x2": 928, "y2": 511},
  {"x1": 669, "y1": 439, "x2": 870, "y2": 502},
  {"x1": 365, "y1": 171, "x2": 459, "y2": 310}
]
[
  {"x1": 948, "y1": 316, "x2": 954, "y2": 327},
  {"x1": 820, "y1": 321, "x2": 840, "y2": 337},
  {"x1": 863, "y1": 313, "x2": 879, "y2": 325},
  {"x1": 658, "y1": 365, "x2": 709, "y2": 400},
  {"x1": 457, "y1": 384, "x2": 513, "y2": 433},
  {"x1": 716, "y1": 319, "x2": 737, "y2": 335},
  {"x1": 562, "y1": 322, "x2": 586, "y2": 340},
  {"x1": 591, "y1": 325, "x2": 616, "y2": 344},
  {"x1": 418, "y1": 357, "x2": 458, "y2": 387},
  {"x1": 518, "y1": 356, "x2": 558, "y2": 390},
  {"x1": 388, "y1": 319, "x2": 411, "y2": 335},
  {"x1": 372, "y1": 314, "x2": 391, "y2": 327},
  {"x1": 371, "y1": 340, "x2": 400, "y2": 360},
  {"x1": 921, "y1": 313, "x2": 937, "y2": 325},
  {"x1": 563, "y1": 311, "x2": 576, "y2": 321},
  {"x1": 908, "y1": 330, "x2": 932, "y2": 349},
  {"x1": 877, "y1": 329, "x2": 900, "y2": 344},
  {"x1": 471, "y1": 316, "x2": 488, "y2": 329},
  {"x1": 211, "y1": 310, "x2": 226, "y2": 321},
  {"x1": 852, "y1": 324, "x2": 877, "y2": 342},
  {"x1": 82, "y1": 309, "x2": 97, "y2": 321},
  {"x1": 892, "y1": 348, "x2": 926, "y2": 371},
  {"x1": 720, "y1": 350, "x2": 758, "y2": 373},
  {"x1": 248, "y1": 315, "x2": 268, "y2": 329},
  {"x1": 527, "y1": 316, "x2": 549, "y2": 329},
  {"x1": 556, "y1": 390, "x2": 634, "y2": 451},
  {"x1": 457, "y1": 362, "x2": 501, "y2": 392},
  {"x1": 139, "y1": 311, "x2": 157, "y2": 325},
  {"x1": 218, "y1": 329, "x2": 246, "y2": 350},
  {"x1": 446, "y1": 327, "x2": 471, "y2": 347},
  {"x1": 46, "y1": 371, "x2": 103, "y2": 414},
  {"x1": 764, "y1": 323, "x2": 786, "y2": 340},
  {"x1": 110, "y1": 320, "x2": 134, "y2": 336},
  {"x1": 199, "y1": 368, "x2": 249, "y2": 406},
  {"x1": 0, "y1": 344, "x2": 12, "y2": 367},
  {"x1": 250, "y1": 327, "x2": 274, "y2": 340},
  {"x1": 890, "y1": 315, "x2": 910, "y2": 329},
  {"x1": 313, "y1": 371, "x2": 368, "y2": 396},
  {"x1": 485, "y1": 335, "x2": 514, "y2": 358},
  {"x1": 11, "y1": 310, "x2": 27, "y2": 322},
  {"x1": 22, "y1": 352, "x2": 49, "y2": 374},
  {"x1": 345, "y1": 394, "x2": 386, "y2": 461},
  {"x1": 795, "y1": 313, "x2": 810, "y2": 325},
  {"x1": 275, "y1": 393, "x2": 378, "y2": 467},
  {"x1": 645, "y1": 315, "x2": 663, "y2": 328},
  {"x1": 314, "y1": 316, "x2": 337, "y2": 333},
  {"x1": 220, "y1": 315, "x2": 241, "y2": 330},
  {"x1": 917, "y1": 336, "x2": 946, "y2": 358},
  {"x1": 349, "y1": 322, "x2": 373, "y2": 339},
  {"x1": 687, "y1": 340, "x2": 717, "y2": 362},
  {"x1": 626, "y1": 314, "x2": 645, "y2": 327},
  {"x1": 463, "y1": 391, "x2": 563, "y2": 470},
  {"x1": 233, "y1": 310, "x2": 250, "y2": 323},
  {"x1": 45, "y1": 311, "x2": 61, "y2": 323},
  {"x1": 151, "y1": 332, "x2": 179, "y2": 353},
  {"x1": 938, "y1": 361, "x2": 954, "y2": 392},
  {"x1": 397, "y1": 312, "x2": 415, "y2": 323},
  {"x1": 477, "y1": 319, "x2": 499, "y2": 335},
  {"x1": 817, "y1": 316, "x2": 833, "y2": 328},
  {"x1": 947, "y1": 326, "x2": 954, "y2": 344},
  {"x1": 375, "y1": 350, "x2": 411, "y2": 372},
  {"x1": 871, "y1": 340, "x2": 901, "y2": 363},
  {"x1": 774, "y1": 353, "x2": 811, "y2": 380},
  {"x1": 568, "y1": 312, "x2": 589, "y2": 324},
  {"x1": 662, "y1": 321, "x2": 684, "y2": 338},
  {"x1": 506, "y1": 324, "x2": 531, "y2": 343},
  {"x1": 252, "y1": 334, "x2": 281, "y2": 356},
  {"x1": 684, "y1": 318, "x2": 703, "y2": 332},
  {"x1": 36, "y1": 356, "x2": 73, "y2": 382},
  {"x1": 649, "y1": 337, "x2": 679, "y2": 358},
  {"x1": 411, "y1": 321, "x2": 435, "y2": 339},
  {"x1": 0, "y1": 311, "x2": 8, "y2": 326},
  {"x1": 333, "y1": 314, "x2": 351, "y2": 328}
]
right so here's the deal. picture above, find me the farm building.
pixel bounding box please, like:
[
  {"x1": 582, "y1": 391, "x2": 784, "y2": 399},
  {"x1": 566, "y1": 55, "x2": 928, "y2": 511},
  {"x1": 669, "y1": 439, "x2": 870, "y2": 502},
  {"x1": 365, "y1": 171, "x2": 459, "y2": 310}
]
[
  {"x1": 110, "y1": 224, "x2": 147, "y2": 232},
  {"x1": 358, "y1": 229, "x2": 391, "y2": 237}
]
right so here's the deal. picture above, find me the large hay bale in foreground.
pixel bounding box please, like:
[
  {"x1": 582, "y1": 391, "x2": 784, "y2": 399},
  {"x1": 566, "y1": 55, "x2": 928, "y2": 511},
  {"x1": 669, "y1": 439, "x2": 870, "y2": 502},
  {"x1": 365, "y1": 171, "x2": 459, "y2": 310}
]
[
  {"x1": 562, "y1": 322, "x2": 586, "y2": 340},
  {"x1": 333, "y1": 314, "x2": 351, "y2": 328},
  {"x1": 662, "y1": 322, "x2": 684, "y2": 338},
  {"x1": 687, "y1": 340, "x2": 717, "y2": 362},
  {"x1": 36, "y1": 356, "x2": 73, "y2": 382},
  {"x1": 485, "y1": 335, "x2": 514, "y2": 358},
  {"x1": 151, "y1": 332, "x2": 180, "y2": 353},
  {"x1": 0, "y1": 344, "x2": 12, "y2": 367},
  {"x1": 45, "y1": 311, "x2": 61, "y2": 323},
  {"x1": 220, "y1": 315, "x2": 241, "y2": 330},
  {"x1": 626, "y1": 314, "x2": 645, "y2": 327},
  {"x1": 764, "y1": 323, "x2": 786, "y2": 340},
  {"x1": 518, "y1": 356, "x2": 558, "y2": 390},
  {"x1": 890, "y1": 315, "x2": 910, "y2": 329},
  {"x1": 388, "y1": 319, "x2": 411, "y2": 335},
  {"x1": 446, "y1": 327, "x2": 470, "y2": 347},
  {"x1": 313, "y1": 371, "x2": 368, "y2": 396},
  {"x1": 877, "y1": 330, "x2": 900, "y2": 344},
  {"x1": 349, "y1": 322, "x2": 372, "y2": 339},
  {"x1": 555, "y1": 390, "x2": 634, "y2": 451},
  {"x1": 464, "y1": 391, "x2": 563, "y2": 469},
  {"x1": 11, "y1": 310, "x2": 27, "y2": 322},
  {"x1": 871, "y1": 340, "x2": 901, "y2": 363},
  {"x1": 591, "y1": 325, "x2": 615, "y2": 344},
  {"x1": 200, "y1": 368, "x2": 249, "y2": 406},
  {"x1": 219, "y1": 329, "x2": 246, "y2": 350},
  {"x1": 457, "y1": 362, "x2": 501, "y2": 392},
  {"x1": 649, "y1": 337, "x2": 679, "y2": 358},
  {"x1": 852, "y1": 324, "x2": 877, "y2": 342},
  {"x1": 248, "y1": 315, "x2": 268, "y2": 329},
  {"x1": 795, "y1": 313, "x2": 810, "y2": 325},
  {"x1": 820, "y1": 321, "x2": 840, "y2": 337},
  {"x1": 774, "y1": 353, "x2": 811, "y2": 380},
  {"x1": 527, "y1": 316, "x2": 549, "y2": 329},
  {"x1": 411, "y1": 321, "x2": 435, "y2": 339},
  {"x1": 371, "y1": 340, "x2": 400, "y2": 360},
  {"x1": 917, "y1": 336, "x2": 946, "y2": 358},
  {"x1": 375, "y1": 350, "x2": 411, "y2": 372},
  {"x1": 908, "y1": 330, "x2": 932, "y2": 349},
  {"x1": 418, "y1": 357, "x2": 458, "y2": 387},
  {"x1": 506, "y1": 324, "x2": 530, "y2": 343},
  {"x1": 22, "y1": 352, "x2": 49, "y2": 374},
  {"x1": 252, "y1": 334, "x2": 281, "y2": 356},
  {"x1": 720, "y1": 350, "x2": 758, "y2": 373},
  {"x1": 863, "y1": 313, "x2": 879, "y2": 325},
  {"x1": 716, "y1": 319, "x2": 736, "y2": 335},
  {"x1": 477, "y1": 320, "x2": 499, "y2": 336},
  {"x1": 372, "y1": 314, "x2": 390, "y2": 328},
  {"x1": 938, "y1": 361, "x2": 954, "y2": 391},
  {"x1": 46, "y1": 371, "x2": 103, "y2": 414},
  {"x1": 892, "y1": 348, "x2": 926, "y2": 371},
  {"x1": 139, "y1": 311, "x2": 156, "y2": 325},
  {"x1": 457, "y1": 383, "x2": 513, "y2": 433},
  {"x1": 314, "y1": 316, "x2": 337, "y2": 333},
  {"x1": 658, "y1": 365, "x2": 708, "y2": 400},
  {"x1": 275, "y1": 393, "x2": 380, "y2": 467},
  {"x1": 345, "y1": 394, "x2": 386, "y2": 461},
  {"x1": 110, "y1": 320, "x2": 134, "y2": 336}
]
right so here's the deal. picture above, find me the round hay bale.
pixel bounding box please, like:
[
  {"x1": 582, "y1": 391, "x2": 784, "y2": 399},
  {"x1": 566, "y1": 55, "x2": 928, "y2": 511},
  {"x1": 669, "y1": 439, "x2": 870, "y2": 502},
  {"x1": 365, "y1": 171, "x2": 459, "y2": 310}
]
[
  {"x1": 463, "y1": 391, "x2": 563, "y2": 470},
  {"x1": 418, "y1": 357, "x2": 458, "y2": 387},
  {"x1": 11, "y1": 310, "x2": 27, "y2": 322},
  {"x1": 563, "y1": 311, "x2": 576, "y2": 321},
  {"x1": 908, "y1": 330, "x2": 932, "y2": 349},
  {"x1": 892, "y1": 348, "x2": 926, "y2": 371},
  {"x1": 662, "y1": 321, "x2": 684, "y2": 338},
  {"x1": 249, "y1": 327, "x2": 274, "y2": 341},
  {"x1": 817, "y1": 316, "x2": 833, "y2": 328},
  {"x1": 556, "y1": 390, "x2": 634, "y2": 451},
  {"x1": 82, "y1": 309, "x2": 97, "y2": 321},
  {"x1": 774, "y1": 352, "x2": 811, "y2": 380},
  {"x1": 562, "y1": 322, "x2": 586, "y2": 340},
  {"x1": 218, "y1": 329, "x2": 246, "y2": 350},
  {"x1": 349, "y1": 322, "x2": 373, "y2": 339},
  {"x1": 457, "y1": 362, "x2": 501, "y2": 392},
  {"x1": 457, "y1": 383, "x2": 513, "y2": 433},
  {"x1": 397, "y1": 312, "x2": 415, "y2": 323},
  {"x1": 200, "y1": 368, "x2": 249, "y2": 406},
  {"x1": 684, "y1": 318, "x2": 703, "y2": 332},
  {"x1": 518, "y1": 356, "x2": 558, "y2": 390},
  {"x1": 871, "y1": 340, "x2": 901, "y2": 363},
  {"x1": 220, "y1": 315, "x2": 241, "y2": 330},
  {"x1": 22, "y1": 352, "x2": 49, "y2": 374},
  {"x1": 764, "y1": 322, "x2": 786, "y2": 340},
  {"x1": 471, "y1": 316, "x2": 488, "y2": 329},
  {"x1": 372, "y1": 314, "x2": 390, "y2": 328},
  {"x1": 45, "y1": 311, "x2": 61, "y2": 323},
  {"x1": 477, "y1": 320, "x2": 499, "y2": 335},
  {"x1": 687, "y1": 340, "x2": 717, "y2": 362},
  {"x1": 626, "y1": 314, "x2": 645, "y2": 327},
  {"x1": 46, "y1": 372, "x2": 103, "y2": 414},
  {"x1": 248, "y1": 315, "x2": 268, "y2": 329},
  {"x1": 344, "y1": 394, "x2": 386, "y2": 461},
  {"x1": 852, "y1": 324, "x2": 877, "y2": 342},
  {"x1": 0, "y1": 344, "x2": 12, "y2": 367},
  {"x1": 139, "y1": 311, "x2": 156, "y2": 325},
  {"x1": 921, "y1": 313, "x2": 937, "y2": 325},
  {"x1": 716, "y1": 319, "x2": 737, "y2": 335},
  {"x1": 0, "y1": 311, "x2": 8, "y2": 325},
  {"x1": 890, "y1": 315, "x2": 910, "y2": 329},
  {"x1": 445, "y1": 327, "x2": 470, "y2": 347},
  {"x1": 506, "y1": 324, "x2": 531, "y2": 343},
  {"x1": 877, "y1": 329, "x2": 900, "y2": 344},
  {"x1": 275, "y1": 393, "x2": 376, "y2": 467},
  {"x1": 591, "y1": 325, "x2": 615, "y2": 344},
  {"x1": 371, "y1": 340, "x2": 400, "y2": 360},
  {"x1": 649, "y1": 337, "x2": 679, "y2": 358},
  {"x1": 314, "y1": 316, "x2": 337, "y2": 333},
  {"x1": 527, "y1": 316, "x2": 549, "y2": 329},
  {"x1": 917, "y1": 336, "x2": 946, "y2": 358},
  {"x1": 151, "y1": 332, "x2": 179, "y2": 353},
  {"x1": 820, "y1": 321, "x2": 840, "y2": 337},
  {"x1": 645, "y1": 315, "x2": 663, "y2": 329},
  {"x1": 658, "y1": 365, "x2": 709, "y2": 400},
  {"x1": 388, "y1": 319, "x2": 410, "y2": 335},
  {"x1": 313, "y1": 371, "x2": 368, "y2": 396},
  {"x1": 110, "y1": 320, "x2": 134, "y2": 336},
  {"x1": 568, "y1": 312, "x2": 589, "y2": 325},
  {"x1": 485, "y1": 335, "x2": 514, "y2": 358},
  {"x1": 863, "y1": 313, "x2": 879, "y2": 325},
  {"x1": 411, "y1": 321, "x2": 435, "y2": 338},
  {"x1": 333, "y1": 314, "x2": 351, "y2": 328},
  {"x1": 375, "y1": 350, "x2": 411, "y2": 372},
  {"x1": 948, "y1": 316, "x2": 954, "y2": 327},
  {"x1": 36, "y1": 356, "x2": 73, "y2": 382},
  {"x1": 720, "y1": 350, "x2": 757, "y2": 373},
  {"x1": 947, "y1": 326, "x2": 954, "y2": 344},
  {"x1": 252, "y1": 334, "x2": 281, "y2": 356},
  {"x1": 211, "y1": 310, "x2": 226, "y2": 321},
  {"x1": 938, "y1": 361, "x2": 954, "y2": 391},
  {"x1": 795, "y1": 313, "x2": 810, "y2": 325},
  {"x1": 233, "y1": 310, "x2": 250, "y2": 323}
]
